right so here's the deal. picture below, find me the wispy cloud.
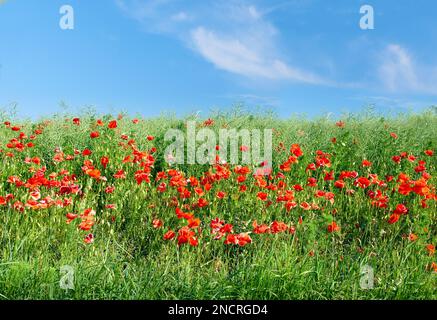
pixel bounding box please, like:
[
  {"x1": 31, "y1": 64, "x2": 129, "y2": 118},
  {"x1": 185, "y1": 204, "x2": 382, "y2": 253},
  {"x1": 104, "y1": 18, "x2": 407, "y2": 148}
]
[
  {"x1": 115, "y1": 0, "x2": 328, "y2": 84},
  {"x1": 378, "y1": 44, "x2": 437, "y2": 95},
  {"x1": 115, "y1": 1, "x2": 437, "y2": 95},
  {"x1": 190, "y1": 27, "x2": 325, "y2": 83}
]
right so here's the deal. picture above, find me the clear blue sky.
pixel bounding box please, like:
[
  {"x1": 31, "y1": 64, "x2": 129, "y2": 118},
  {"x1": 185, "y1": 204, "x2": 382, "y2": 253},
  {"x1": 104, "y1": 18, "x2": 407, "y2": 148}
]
[{"x1": 1, "y1": 0, "x2": 437, "y2": 118}]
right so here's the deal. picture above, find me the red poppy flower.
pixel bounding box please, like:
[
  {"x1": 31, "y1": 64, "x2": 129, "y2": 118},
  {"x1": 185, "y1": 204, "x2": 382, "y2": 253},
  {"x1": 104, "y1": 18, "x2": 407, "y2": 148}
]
[
  {"x1": 220, "y1": 223, "x2": 233, "y2": 234},
  {"x1": 388, "y1": 213, "x2": 400, "y2": 224},
  {"x1": 270, "y1": 221, "x2": 288, "y2": 234},
  {"x1": 176, "y1": 208, "x2": 194, "y2": 220},
  {"x1": 164, "y1": 230, "x2": 175, "y2": 240},
  {"x1": 224, "y1": 233, "x2": 252, "y2": 246},
  {"x1": 210, "y1": 218, "x2": 224, "y2": 230},
  {"x1": 253, "y1": 220, "x2": 270, "y2": 234},
  {"x1": 290, "y1": 144, "x2": 303, "y2": 157},
  {"x1": 293, "y1": 184, "x2": 304, "y2": 192},
  {"x1": 354, "y1": 177, "x2": 370, "y2": 188},
  {"x1": 306, "y1": 163, "x2": 316, "y2": 171},
  {"x1": 197, "y1": 198, "x2": 208, "y2": 208},
  {"x1": 84, "y1": 233, "x2": 94, "y2": 244},
  {"x1": 86, "y1": 169, "x2": 101, "y2": 179},
  {"x1": 90, "y1": 131, "x2": 99, "y2": 138},
  {"x1": 362, "y1": 159, "x2": 372, "y2": 167},
  {"x1": 407, "y1": 154, "x2": 416, "y2": 162},
  {"x1": 108, "y1": 120, "x2": 117, "y2": 129},
  {"x1": 426, "y1": 244, "x2": 435, "y2": 256},
  {"x1": 100, "y1": 156, "x2": 109, "y2": 169},
  {"x1": 177, "y1": 226, "x2": 197, "y2": 246},
  {"x1": 113, "y1": 170, "x2": 126, "y2": 179},
  {"x1": 315, "y1": 190, "x2": 325, "y2": 198},
  {"x1": 29, "y1": 190, "x2": 41, "y2": 200},
  {"x1": 66, "y1": 212, "x2": 78, "y2": 223},
  {"x1": 307, "y1": 177, "x2": 317, "y2": 187},
  {"x1": 408, "y1": 233, "x2": 418, "y2": 241},
  {"x1": 203, "y1": 118, "x2": 214, "y2": 126},
  {"x1": 235, "y1": 233, "x2": 252, "y2": 246},
  {"x1": 257, "y1": 192, "x2": 268, "y2": 201},
  {"x1": 188, "y1": 217, "x2": 201, "y2": 228},
  {"x1": 324, "y1": 171, "x2": 334, "y2": 181},
  {"x1": 334, "y1": 180, "x2": 345, "y2": 189},
  {"x1": 393, "y1": 204, "x2": 408, "y2": 215},
  {"x1": 78, "y1": 209, "x2": 95, "y2": 231},
  {"x1": 234, "y1": 165, "x2": 250, "y2": 175},
  {"x1": 285, "y1": 201, "x2": 297, "y2": 211},
  {"x1": 300, "y1": 202, "x2": 311, "y2": 210},
  {"x1": 157, "y1": 182, "x2": 167, "y2": 193},
  {"x1": 327, "y1": 221, "x2": 340, "y2": 233},
  {"x1": 152, "y1": 219, "x2": 163, "y2": 229},
  {"x1": 236, "y1": 175, "x2": 246, "y2": 183},
  {"x1": 216, "y1": 191, "x2": 226, "y2": 199}
]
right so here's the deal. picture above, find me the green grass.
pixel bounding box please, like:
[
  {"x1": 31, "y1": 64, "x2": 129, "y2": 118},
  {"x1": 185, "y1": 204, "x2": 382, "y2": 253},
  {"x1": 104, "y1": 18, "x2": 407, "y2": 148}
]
[{"x1": 0, "y1": 107, "x2": 436, "y2": 299}]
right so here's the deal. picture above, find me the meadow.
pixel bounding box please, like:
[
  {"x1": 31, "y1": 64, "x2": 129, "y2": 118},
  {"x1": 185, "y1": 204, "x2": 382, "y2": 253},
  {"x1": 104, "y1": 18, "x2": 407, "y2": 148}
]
[{"x1": 0, "y1": 107, "x2": 435, "y2": 300}]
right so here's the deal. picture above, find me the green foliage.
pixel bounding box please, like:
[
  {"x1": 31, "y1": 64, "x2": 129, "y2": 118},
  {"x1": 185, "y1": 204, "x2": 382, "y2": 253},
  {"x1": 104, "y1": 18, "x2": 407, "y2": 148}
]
[{"x1": 0, "y1": 108, "x2": 435, "y2": 300}]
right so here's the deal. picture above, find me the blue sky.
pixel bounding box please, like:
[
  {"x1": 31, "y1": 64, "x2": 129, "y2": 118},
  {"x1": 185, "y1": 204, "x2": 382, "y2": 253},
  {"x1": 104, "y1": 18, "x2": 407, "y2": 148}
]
[{"x1": 1, "y1": 0, "x2": 437, "y2": 118}]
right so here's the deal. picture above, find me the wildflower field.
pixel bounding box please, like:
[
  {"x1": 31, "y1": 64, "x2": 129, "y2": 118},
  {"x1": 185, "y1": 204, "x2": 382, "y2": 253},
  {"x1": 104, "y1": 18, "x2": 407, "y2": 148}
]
[{"x1": 0, "y1": 109, "x2": 436, "y2": 300}]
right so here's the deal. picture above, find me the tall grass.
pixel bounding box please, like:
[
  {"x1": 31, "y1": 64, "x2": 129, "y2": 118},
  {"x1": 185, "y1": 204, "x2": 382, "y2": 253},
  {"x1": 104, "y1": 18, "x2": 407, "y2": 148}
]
[{"x1": 0, "y1": 108, "x2": 435, "y2": 299}]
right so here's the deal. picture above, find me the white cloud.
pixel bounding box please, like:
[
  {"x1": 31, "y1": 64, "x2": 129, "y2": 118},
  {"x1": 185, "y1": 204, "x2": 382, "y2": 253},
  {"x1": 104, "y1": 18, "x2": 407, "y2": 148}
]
[
  {"x1": 115, "y1": 0, "x2": 328, "y2": 85},
  {"x1": 379, "y1": 45, "x2": 418, "y2": 92},
  {"x1": 247, "y1": 5, "x2": 261, "y2": 19},
  {"x1": 190, "y1": 27, "x2": 325, "y2": 83},
  {"x1": 378, "y1": 44, "x2": 437, "y2": 94},
  {"x1": 114, "y1": 1, "x2": 437, "y2": 96}
]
